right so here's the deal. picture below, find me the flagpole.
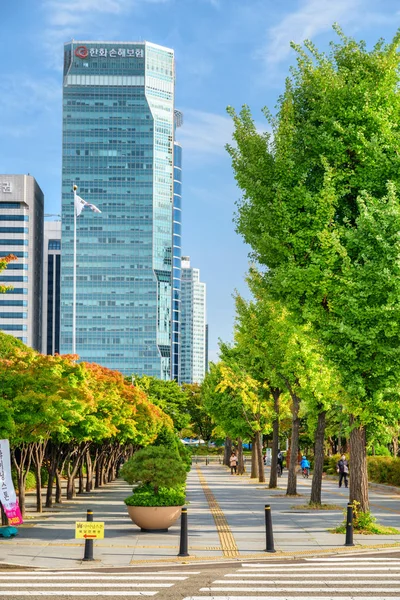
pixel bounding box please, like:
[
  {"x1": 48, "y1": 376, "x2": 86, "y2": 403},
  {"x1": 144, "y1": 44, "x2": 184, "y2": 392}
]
[{"x1": 72, "y1": 185, "x2": 77, "y2": 356}]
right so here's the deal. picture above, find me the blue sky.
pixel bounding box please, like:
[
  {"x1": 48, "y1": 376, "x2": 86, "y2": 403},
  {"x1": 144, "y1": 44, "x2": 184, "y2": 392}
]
[{"x1": 1, "y1": 0, "x2": 399, "y2": 362}]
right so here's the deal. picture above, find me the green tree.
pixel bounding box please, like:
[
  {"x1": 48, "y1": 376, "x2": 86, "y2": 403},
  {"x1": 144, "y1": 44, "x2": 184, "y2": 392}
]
[
  {"x1": 227, "y1": 28, "x2": 400, "y2": 512},
  {"x1": 133, "y1": 375, "x2": 190, "y2": 433},
  {"x1": 182, "y1": 383, "x2": 214, "y2": 445}
]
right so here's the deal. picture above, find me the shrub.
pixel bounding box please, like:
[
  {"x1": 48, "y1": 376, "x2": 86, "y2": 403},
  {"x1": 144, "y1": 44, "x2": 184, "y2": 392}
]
[
  {"x1": 120, "y1": 446, "x2": 187, "y2": 493},
  {"x1": 177, "y1": 442, "x2": 192, "y2": 472},
  {"x1": 124, "y1": 484, "x2": 186, "y2": 507}
]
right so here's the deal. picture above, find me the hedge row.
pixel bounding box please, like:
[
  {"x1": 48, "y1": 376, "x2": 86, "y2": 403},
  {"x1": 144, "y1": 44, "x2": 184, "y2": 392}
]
[{"x1": 324, "y1": 455, "x2": 400, "y2": 486}]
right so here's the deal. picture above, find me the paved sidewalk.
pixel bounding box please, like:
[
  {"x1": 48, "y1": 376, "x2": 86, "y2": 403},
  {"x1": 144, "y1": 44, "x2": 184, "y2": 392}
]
[{"x1": 1, "y1": 464, "x2": 400, "y2": 568}]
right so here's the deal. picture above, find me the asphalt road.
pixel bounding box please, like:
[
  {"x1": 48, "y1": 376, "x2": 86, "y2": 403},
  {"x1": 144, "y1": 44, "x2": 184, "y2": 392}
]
[{"x1": 3, "y1": 552, "x2": 400, "y2": 599}]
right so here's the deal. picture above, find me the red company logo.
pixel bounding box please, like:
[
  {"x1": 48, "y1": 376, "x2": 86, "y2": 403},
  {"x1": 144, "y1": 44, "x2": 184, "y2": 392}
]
[{"x1": 75, "y1": 46, "x2": 88, "y2": 59}]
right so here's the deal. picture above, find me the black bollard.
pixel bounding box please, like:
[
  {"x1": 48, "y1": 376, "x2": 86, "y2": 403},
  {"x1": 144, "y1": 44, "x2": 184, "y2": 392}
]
[
  {"x1": 178, "y1": 507, "x2": 189, "y2": 557},
  {"x1": 345, "y1": 503, "x2": 354, "y2": 547},
  {"x1": 83, "y1": 509, "x2": 94, "y2": 561},
  {"x1": 264, "y1": 504, "x2": 276, "y2": 553},
  {"x1": 205, "y1": 456, "x2": 209, "y2": 466}
]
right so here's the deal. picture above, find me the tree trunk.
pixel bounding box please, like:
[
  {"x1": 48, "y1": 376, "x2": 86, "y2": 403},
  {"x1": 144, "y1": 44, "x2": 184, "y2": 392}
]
[
  {"x1": 85, "y1": 449, "x2": 93, "y2": 492},
  {"x1": 32, "y1": 441, "x2": 47, "y2": 513},
  {"x1": 223, "y1": 438, "x2": 232, "y2": 466},
  {"x1": 237, "y1": 438, "x2": 245, "y2": 475},
  {"x1": 349, "y1": 420, "x2": 369, "y2": 513},
  {"x1": 1, "y1": 503, "x2": 8, "y2": 526},
  {"x1": 255, "y1": 431, "x2": 265, "y2": 483},
  {"x1": 286, "y1": 387, "x2": 300, "y2": 496},
  {"x1": 393, "y1": 435, "x2": 398, "y2": 458},
  {"x1": 269, "y1": 387, "x2": 280, "y2": 489},
  {"x1": 34, "y1": 463, "x2": 42, "y2": 513},
  {"x1": 250, "y1": 436, "x2": 259, "y2": 479},
  {"x1": 12, "y1": 444, "x2": 33, "y2": 517},
  {"x1": 55, "y1": 470, "x2": 63, "y2": 503},
  {"x1": 310, "y1": 410, "x2": 326, "y2": 505},
  {"x1": 78, "y1": 461, "x2": 84, "y2": 494}
]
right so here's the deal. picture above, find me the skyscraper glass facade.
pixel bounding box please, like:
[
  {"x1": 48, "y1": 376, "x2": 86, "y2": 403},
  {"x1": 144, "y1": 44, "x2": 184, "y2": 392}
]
[
  {"x1": 60, "y1": 41, "x2": 175, "y2": 377},
  {"x1": 172, "y1": 136, "x2": 182, "y2": 381}
]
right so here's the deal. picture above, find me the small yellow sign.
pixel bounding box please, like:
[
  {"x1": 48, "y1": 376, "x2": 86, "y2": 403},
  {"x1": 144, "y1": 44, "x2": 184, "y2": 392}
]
[{"x1": 75, "y1": 521, "x2": 104, "y2": 540}]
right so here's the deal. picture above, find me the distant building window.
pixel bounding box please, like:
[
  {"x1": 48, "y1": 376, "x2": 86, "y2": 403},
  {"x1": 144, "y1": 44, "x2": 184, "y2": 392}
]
[
  {"x1": 0, "y1": 227, "x2": 28, "y2": 234},
  {"x1": 7, "y1": 264, "x2": 28, "y2": 270},
  {"x1": 0, "y1": 203, "x2": 20, "y2": 209},
  {"x1": 0, "y1": 239, "x2": 28, "y2": 246},
  {"x1": 0, "y1": 276, "x2": 28, "y2": 282},
  {"x1": 4, "y1": 288, "x2": 28, "y2": 294},
  {"x1": 0, "y1": 215, "x2": 28, "y2": 221},
  {"x1": 0, "y1": 300, "x2": 27, "y2": 306},
  {"x1": 48, "y1": 240, "x2": 61, "y2": 250},
  {"x1": 0, "y1": 312, "x2": 27, "y2": 318},
  {"x1": 0, "y1": 324, "x2": 27, "y2": 331},
  {"x1": 0, "y1": 251, "x2": 28, "y2": 258}
]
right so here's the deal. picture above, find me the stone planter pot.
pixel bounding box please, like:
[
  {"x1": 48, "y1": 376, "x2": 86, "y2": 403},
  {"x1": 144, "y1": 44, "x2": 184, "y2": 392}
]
[{"x1": 126, "y1": 505, "x2": 182, "y2": 532}]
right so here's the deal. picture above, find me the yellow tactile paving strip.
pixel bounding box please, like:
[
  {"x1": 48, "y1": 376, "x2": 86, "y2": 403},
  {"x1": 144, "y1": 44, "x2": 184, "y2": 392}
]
[{"x1": 196, "y1": 466, "x2": 239, "y2": 558}]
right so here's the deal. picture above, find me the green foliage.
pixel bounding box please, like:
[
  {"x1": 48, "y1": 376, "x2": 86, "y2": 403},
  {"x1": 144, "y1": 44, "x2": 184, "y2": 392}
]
[
  {"x1": 0, "y1": 332, "x2": 27, "y2": 358},
  {"x1": 227, "y1": 27, "x2": 400, "y2": 509},
  {"x1": 183, "y1": 383, "x2": 214, "y2": 443},
  {"x1": 332, "y1": 500, "x2": 400, "y2": 535},
  {"x1": 124, "y1": 484, "x2": 186, "y2": 507},
  {"x1": 370, "y1": 445, "x2": 391, "y2": 457},
  {"x1": 133, "y1": 375, "x2": 190, "y2": 432},
  {"x1": 367, "y1": 456, "x2": 400, "y2": 486},
  {"x1": 120, "y1": 446, "x2": 187, "y2": 493},
  {"x1": 177, "y1": 442, "x2": 192, "y2": 472},
  {"x1": 153, "y1": 424, "x2": 180, "y2": 455}
]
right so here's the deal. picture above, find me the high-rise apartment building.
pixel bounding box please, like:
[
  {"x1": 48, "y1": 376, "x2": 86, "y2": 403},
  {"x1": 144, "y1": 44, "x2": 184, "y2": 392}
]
[
  {"x1": 180, "y1": 256, "x2": 206, "y2": 384},
  {"x1": 42, "y1": 221, "x2": 61, "y2": 355},
  {"x1": 0, "y1": 175, "x2": 43, "y2": 350},
  {"x1": 60, "y1": 41, "x2": 177, "y2": 377}
]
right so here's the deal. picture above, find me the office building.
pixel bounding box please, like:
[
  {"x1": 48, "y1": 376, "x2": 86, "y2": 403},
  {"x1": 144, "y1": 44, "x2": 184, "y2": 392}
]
[
  {"x1": 180, "y1": 256, "x2": 206, "y2": 384},
  {"x1": 0, "y1": 175, "x2": 43, "y2": 350},
  {"x1": 172, "y1": 122, "x2": 183, "y2": 381},
  {"x1": 42, "y1": 221, "x2": 61, "y2": 355},
  {"x1": 205, "y1": 323, "x2": 209, "y2": 374},
  {"x1": 60, "y1": 41, "x2": 176, "y2": 377}
]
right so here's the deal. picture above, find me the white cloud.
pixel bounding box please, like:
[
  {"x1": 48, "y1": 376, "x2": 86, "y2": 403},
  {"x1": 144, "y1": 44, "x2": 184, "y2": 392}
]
[
  {"x1": 177, "y1": 109, "x2": 234, "y2": 157},
  {"x1": 260, "y1": 0, "x2": 362, "y2": 66},
  {"x1": 41, "y1": 0, "x2": 171, "y2": 69},
  {"x1": 177, "y1": 108, "x2": 268, "y2": 160}
]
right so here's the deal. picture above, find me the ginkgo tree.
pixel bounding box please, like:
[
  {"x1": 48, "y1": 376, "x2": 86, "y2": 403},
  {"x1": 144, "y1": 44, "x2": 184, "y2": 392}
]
[{"x1": 227, "y1": 27, "x2": 400, "y2": 512}]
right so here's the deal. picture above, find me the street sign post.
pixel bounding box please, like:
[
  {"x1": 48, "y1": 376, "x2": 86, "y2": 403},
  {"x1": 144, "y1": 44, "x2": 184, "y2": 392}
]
[{"x1": 75, "y1": 521, "x2": 104, "y2": 539}]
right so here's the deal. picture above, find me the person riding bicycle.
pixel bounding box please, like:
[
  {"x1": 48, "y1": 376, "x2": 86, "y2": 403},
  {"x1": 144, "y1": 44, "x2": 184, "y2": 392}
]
[{"x1": 300, "y1": 455, "x2": 310, "y2": 476}]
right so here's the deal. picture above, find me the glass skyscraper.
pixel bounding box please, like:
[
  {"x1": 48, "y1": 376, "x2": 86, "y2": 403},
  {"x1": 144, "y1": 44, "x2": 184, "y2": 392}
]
[
  {"x1": 172, "y1": 122, "x2": 183, "y2": 381},
  {"x1": 60, "y1": 41, "x2": 176, "y2": 378}
]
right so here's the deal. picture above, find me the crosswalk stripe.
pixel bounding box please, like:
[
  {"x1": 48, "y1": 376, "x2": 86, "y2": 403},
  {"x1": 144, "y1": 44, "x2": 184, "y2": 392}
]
[
  {"x1": 0, "y1": 576, "x2": 187, "y2": 581},
  {"x1": 217, "y1": 578, "x2": 400, "y2": 583},
  {"x1": 0, "y1": 593, "x2": 157, "y2": 597},
  {"x1": 200, "y1": 587, "x2": 400, "y2": 592},
  {"x1": 0, "y1": 584, "x2": 173, "y2": 588},
  {"x1": 241, "y1": 565, "x2": 400, "y2": 571},
  {"x1": 306, "y1": 557, "x2": 400, "y2": 561},
  {"x1": 184, "y1": 597, "x2": 399, "y2": 600},
  {"x1": 225, "y1": 573, "x2": 400, "y2": 578},
  {"x1": 26, "y1": 571, "x2": 200, "y2": 575}
]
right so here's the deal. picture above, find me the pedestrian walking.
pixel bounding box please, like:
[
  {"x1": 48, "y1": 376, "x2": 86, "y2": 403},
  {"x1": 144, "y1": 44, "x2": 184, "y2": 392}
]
[
  {"x1": 229, "y1": 451, "x2": 238, "y2": 475},
  {"x1": 337, "y1": 454, "x2": 349, "y2": 488},
  {"x1": 277, "y1": 449, "x2": 284, "y2": 475}
]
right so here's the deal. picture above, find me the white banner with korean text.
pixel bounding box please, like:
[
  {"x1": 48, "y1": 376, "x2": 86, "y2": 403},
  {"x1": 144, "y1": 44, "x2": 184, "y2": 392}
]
[{"x1": 0, "y1": 439, "x2": 23, "y2": 525}]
